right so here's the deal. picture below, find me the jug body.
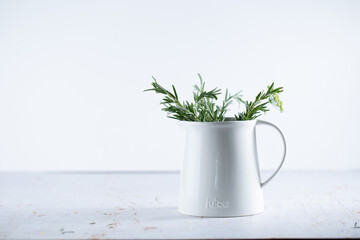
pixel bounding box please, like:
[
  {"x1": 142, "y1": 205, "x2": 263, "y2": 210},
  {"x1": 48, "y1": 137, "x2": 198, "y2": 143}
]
[{"x1": 178, "y1": 119, "x2": 286, "y2": 217}]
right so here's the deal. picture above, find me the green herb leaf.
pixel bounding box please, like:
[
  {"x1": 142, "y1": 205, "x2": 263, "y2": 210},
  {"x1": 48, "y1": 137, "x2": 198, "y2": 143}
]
[{"x1": 145, "y1": 75, "x2": 283, "y2": 122}]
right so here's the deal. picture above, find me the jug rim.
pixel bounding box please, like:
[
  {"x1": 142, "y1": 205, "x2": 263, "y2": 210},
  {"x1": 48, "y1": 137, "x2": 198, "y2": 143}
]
[{"x1": 177, "y1": 118, "x2": 257, "y2": 128}]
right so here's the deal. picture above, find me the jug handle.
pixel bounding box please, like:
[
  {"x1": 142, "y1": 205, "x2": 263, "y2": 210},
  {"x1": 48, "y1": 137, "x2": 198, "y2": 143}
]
[{"x1": 256, "y1": 120, "x2": 287, "y2": 187}]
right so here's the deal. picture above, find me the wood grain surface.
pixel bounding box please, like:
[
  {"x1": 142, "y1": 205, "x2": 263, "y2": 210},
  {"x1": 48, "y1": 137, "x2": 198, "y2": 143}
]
[{"x1": 0, "y1": 171, "x2": 359, "y2": 239}]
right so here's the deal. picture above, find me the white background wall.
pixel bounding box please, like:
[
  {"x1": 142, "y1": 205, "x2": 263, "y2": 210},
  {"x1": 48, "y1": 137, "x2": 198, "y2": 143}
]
[{"x1": 0, "y1": 0, "x2": 359, "y2": 171}]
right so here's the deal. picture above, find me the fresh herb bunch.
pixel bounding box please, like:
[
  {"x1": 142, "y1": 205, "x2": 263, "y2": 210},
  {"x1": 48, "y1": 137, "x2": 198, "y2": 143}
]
[
  {"x1": 145, "y1": 74, "x2": 283, "y2": 121},
  {"x1": 235, "y1": 83, "x2": 283, "y2": 120},
  {"x1": 144, "y1": 74, "x2": 242, "y2": 122}
]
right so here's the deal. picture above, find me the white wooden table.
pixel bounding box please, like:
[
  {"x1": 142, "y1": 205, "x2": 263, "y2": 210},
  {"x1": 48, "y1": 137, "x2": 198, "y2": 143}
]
[{"x1": 0, "y1": 171, "x2": 359, "y2": 239}]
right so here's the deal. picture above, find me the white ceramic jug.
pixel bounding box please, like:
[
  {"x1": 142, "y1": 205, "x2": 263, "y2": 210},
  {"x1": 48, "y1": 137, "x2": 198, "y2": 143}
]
[{"x1": 178, "y1": 119, "x2": 286, "y2": 217}]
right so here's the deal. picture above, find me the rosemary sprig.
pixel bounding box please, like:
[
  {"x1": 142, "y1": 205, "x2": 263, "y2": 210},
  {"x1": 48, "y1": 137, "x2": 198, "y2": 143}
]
[
  {"x1": 144, "y1": 74, "x2": 242, "y2": 122},
  {"x1": 145, "y1": 74, "x2": 283, "y2": 122},
  {"x1": 235, "y1": 82, "x2": 283, "y2": 120},
  {"x1": 144, "y1": 76, "x2": 197, "y2": 121}
]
